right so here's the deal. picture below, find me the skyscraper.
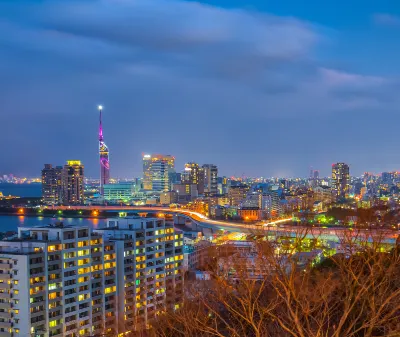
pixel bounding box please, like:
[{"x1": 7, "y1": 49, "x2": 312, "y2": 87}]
[
  {"x1": 98, "y1": 105, "x2": 110, "y2": 196},
  {"x1": 41, "y1": 164, "x2": 62, "y2": 205},
  {"x1": 332, "y1": 162, "x2": 350, "y2": 199},
  {"x1": 62, "y1": 160, "x2": 85, "y2": 205},
  {"x1": 182, "y1": 162, "x2": 204, "y2": 195},
  {"x1": 142, "y1": 154, "x2": 175, "y2": 191},
  {"x1": 203, "y1": 164, "x2": 218, "y2": 196}
]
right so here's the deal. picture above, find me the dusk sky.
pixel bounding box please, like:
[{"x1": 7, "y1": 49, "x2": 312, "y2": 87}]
[{"x1": 1, "y1": 0, "x2": 400, "y2": 178}]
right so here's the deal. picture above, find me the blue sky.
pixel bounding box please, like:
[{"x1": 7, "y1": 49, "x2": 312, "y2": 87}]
[{"x1": 0, "y1": 0, "x2": 399, "y2": 178}]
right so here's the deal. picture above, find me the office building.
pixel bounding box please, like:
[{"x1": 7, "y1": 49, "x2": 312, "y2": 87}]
[
  {"x1": 228, "y1": 184, "x2": 250, "y2": 206},
  {"x1": 332, "y1": 163, "x2": 350, "y2": 199},
  {"x1": 143, "y1": 154, "x2": 175, "y2": 191},
  {"x1": 41, "y1": 164, "x2": 62, "y2": 205},
  {"x1": 182, "y1": 162, "x2": 204, "y2": 195},
  {"x1": 173, "y1": 183, "x2": 198, "y2": 203},
  {"x1": 0, "y1": 217, "x2": 184, "y2": 336},
  {"x1": 203, "y1": 164, "x2": 218, "y2": 196},
  {"x1": 61, "y1": 160, "x2": 85, "y2": 205},
  {"x1": 103, "y1": 182, "x2": 136, "y2": 202},
  {"x1": 98, "y1": 106, "x2": 110, "y2": 196},
  {"x1": 160, "y1": 191, "x2": 178, "y2": 205}
]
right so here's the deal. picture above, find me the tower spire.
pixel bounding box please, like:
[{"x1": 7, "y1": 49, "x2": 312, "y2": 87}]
[
  {"x1": 98, "y1": 105, "x2": 103, "y2": 141},
  {"x1": 98, "y1": 105, "x2": 110, "y2": 198}
]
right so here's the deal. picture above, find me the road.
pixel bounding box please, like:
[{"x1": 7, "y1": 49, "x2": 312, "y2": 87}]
[{"x1": 49, "y1": 205, "x2": 400, "y2": 242}]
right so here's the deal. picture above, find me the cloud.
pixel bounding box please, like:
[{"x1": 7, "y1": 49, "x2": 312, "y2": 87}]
[
  {"x1": 373, "y1": 13, "x2": 400, "y2": 27},
  {"x1": 0, "y1": 0, "x2": 399, "y2": 176}
]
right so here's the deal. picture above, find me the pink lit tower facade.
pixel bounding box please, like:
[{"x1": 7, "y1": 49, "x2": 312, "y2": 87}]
[{"x1": 98, "y1": 105, "x2": 110, "y2": 196}]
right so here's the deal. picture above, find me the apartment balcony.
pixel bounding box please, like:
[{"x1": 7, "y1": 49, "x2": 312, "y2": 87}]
[
  {"x1": 0, "y1": 331, "x2": 11, "y2": 337},
  {"x1": 0, "y1": 302, "x2": 11, "y2": 310},
  {"x1": 0, "y1": 312, "x2": 11, "y2": 320},
  {"x1": 0, "y1": 264, "x2": 11, "y2": 270},
  {"x1": 0, "y1": 283, "x2": 11, "y2": 290},
  {"x1": 0, "y1": 321, "x2": 12, "y2": 329},
  {"x1": 49, "y1": 332, "x2": 63, "y2": 337},
  {"x1": 0, "y1": 293, "x2": 11, "y2": 300},
  {"x1": 0, "y1": 274, "x2": 11, "y2": 281}
]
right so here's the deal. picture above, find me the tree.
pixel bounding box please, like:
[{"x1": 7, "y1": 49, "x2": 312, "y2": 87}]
[{"x1": 152, "y1": 229, "x2": 400, "y2": 337}]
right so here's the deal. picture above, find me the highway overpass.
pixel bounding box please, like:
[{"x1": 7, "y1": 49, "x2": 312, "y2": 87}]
[{"x1": 48, "y1": 205, "x2": 400, "y2": 243}]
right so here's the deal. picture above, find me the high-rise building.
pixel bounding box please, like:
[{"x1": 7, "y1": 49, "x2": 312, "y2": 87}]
[
  {"x1": 203, "y1": 164, "x2": 218, "y2": 196},
  {"x1": 143, "y1": 154, "x2": 175, "y2": 191},
  {"x1": 98, "y1": 106, "x2": 110, "y2": 196},
  {"x1": 41, "y1": 164, "x2": 62, "y2": 205},
  {"x1": 182, "y1": 162, "x2": 204, "y2": 195},
  {"x1": 0, "y1": 218, "x2": 184, "y2": 336},
  {"x1": 97, "y1": 216, "x2": 184, "y2": 333},
  {"x1": 62, "y1": 160, "x2": 85, "y2": 205},
  {"x1": 0, "y1": 224, "x2": 118, "y2": 337},
  {"x1": 332, "y1": 162, "x2": 350, "y2": 199},
  {"x1": 228, "y1": 184, "x2": 250, "y2": 206}
]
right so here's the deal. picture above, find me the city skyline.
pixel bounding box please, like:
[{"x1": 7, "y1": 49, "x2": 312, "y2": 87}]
[{"x1": 1, "y1": 1, "x2": 400, "y2": 177}]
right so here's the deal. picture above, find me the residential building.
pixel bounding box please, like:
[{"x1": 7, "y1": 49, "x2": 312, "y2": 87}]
[
  {"x1": 41, "y1": 164, "x2": 62, "y2": 205},
  {"x1": 228, "y1": 184, "x2": 250, "y2": 206},
  {"x1": 61, "y1": 160, "x2": 85, "y2": 205},
  {"x1": 0, "y1": 224, "x2": 117, "y2": 337},
  {"x1": 0, "y1": 217, "x2": 184, "y2": 336},
  {"x1": 332, "y1": 163, "x2": 350, "y2": 199},
  {"x1": 182, "y1": 163, "x2": 204, "y2": 195},
  {"x1": 96, "y1": 216, "x2": 184, "y2": 333},
  {"x1": 202, "y1": 164, "x2": 218, "y2": 196}
]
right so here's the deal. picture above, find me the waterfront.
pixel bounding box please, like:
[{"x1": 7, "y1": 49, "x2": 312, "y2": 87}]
[
  {"x1": 0, "y1": 215, "x2": 106, "y2": 232},
  {"x1": 0, "y1": 183, "x2": 41, "y2": 197}
]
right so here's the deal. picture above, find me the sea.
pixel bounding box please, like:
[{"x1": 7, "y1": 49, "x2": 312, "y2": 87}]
[
  {"x1": 0, "y1": 183, "x2": 107, "y2": 232},
  {"x1": 0, "y1": 183, "x2": 42, "y2": 198}
]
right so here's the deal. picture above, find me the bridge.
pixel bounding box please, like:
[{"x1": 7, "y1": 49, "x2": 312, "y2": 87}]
[{"x1": 49, "y1": 205, "x2": 400, "y2": 243}]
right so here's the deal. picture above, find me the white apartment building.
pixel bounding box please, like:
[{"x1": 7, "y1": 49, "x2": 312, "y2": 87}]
[
  {"x1": 96, "y1": 216, "x2": 184, "y2": 334},
  {"x1": 0, "y1": 216, "x2": 183, "y2": 337},
  {"x1": 0, "y1": 224, "x2": 117, "y2": 337}
]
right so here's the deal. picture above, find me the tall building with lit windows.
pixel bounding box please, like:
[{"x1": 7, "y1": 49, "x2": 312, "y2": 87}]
[
  {"x1": 143, "y1": 154, "x2": 175, "y2": 191},
  {"x1": 182, "y1": 162, "x2": 205, "y2": 195},
  {"x1": 0, "y1": 219, "x2": 184, "y2": 336},
  {"x1": 41, "y1": 164, "x2": 63, "y2": 205},
  {"x1": 332, "y1": 162, "x2": 350, "y2": 199},
  {"x1": 203, "y1": 164, "x2": 218, "y2": 196},
  {"x1": 95, "y1": 216, "x2": 184, "y2": 334},
  {"x1": 61, "y1": 160, "x2": 85, "y2": 205},
  {"x1": 0, "y1": 224, "x2": 118, "y2": 337}
]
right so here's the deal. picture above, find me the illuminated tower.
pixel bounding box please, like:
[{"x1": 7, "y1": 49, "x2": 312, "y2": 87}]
[{"x1": 98, "y1": 105, "x2": 110, "y2": 195}]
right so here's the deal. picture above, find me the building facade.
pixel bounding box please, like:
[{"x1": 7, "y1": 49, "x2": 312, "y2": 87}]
[
  {"x1": 332, "y1": 163, "x2": 350, "y2": 199},
  {"x1": 0, "y1": 217, "x2": 183, "y2": 336},
  {"x1": 41, "y1": 164, "x2": 62, "y2": 205},
  {"x1": 0, "y1": 224, "x2": 117, "y2": 337},
  {"x1": 228, "y1": 184, "x2": 250, "y2": 206},
  {"x1": 97, "y1": 216, "x2": 184, "y2": 333},
  {"x1": 61, "y1": 161, "x2": 85, "y2": 205},
  {"x1": 182, "y1": 163, "x2": 204, "y2": 195},
  {"x1": 143, "y1": 154, "x2": 175, "y2": 191},
  {"x1": 103, "y1": 182, "x2": 135, "y2": 202},
  {"x1": 202, "y1": 164, "x2": 218, "y2": 196}
]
